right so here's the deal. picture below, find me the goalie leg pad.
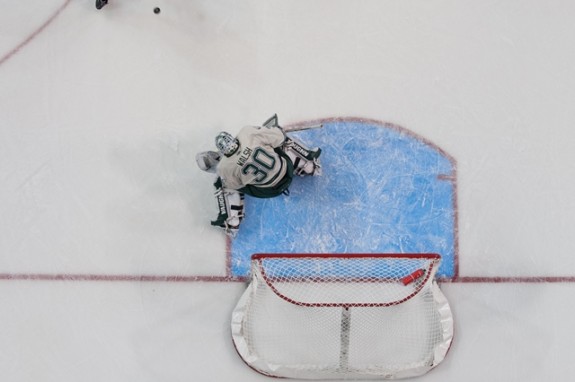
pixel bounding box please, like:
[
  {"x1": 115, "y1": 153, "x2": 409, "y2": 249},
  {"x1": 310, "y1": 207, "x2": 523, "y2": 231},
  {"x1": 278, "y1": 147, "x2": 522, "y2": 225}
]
[
  {"x1": 284, "y1": 137, "x2": 322, "y2": 176},
  {"x1": 211, "y1": 178, "x2": 245, "y2": 237}
]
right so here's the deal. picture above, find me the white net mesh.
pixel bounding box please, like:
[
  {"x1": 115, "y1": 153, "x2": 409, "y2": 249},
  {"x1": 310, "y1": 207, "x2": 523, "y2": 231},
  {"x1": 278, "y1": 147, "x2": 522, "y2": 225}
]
[{"x1": 231, "y1": 254, "x2": 453, "y2": 380}]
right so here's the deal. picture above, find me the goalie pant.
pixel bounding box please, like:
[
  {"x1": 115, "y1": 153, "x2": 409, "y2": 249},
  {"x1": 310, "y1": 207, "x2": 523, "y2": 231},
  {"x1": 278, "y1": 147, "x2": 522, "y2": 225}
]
[{"x1": 211, "y1": 177, "x2": 245, "y2": 238}]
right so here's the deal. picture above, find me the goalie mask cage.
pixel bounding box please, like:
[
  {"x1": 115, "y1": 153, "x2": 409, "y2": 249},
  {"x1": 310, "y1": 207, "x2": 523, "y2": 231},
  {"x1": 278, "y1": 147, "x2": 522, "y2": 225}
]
[{"x1": 231, "y1": 253, "x2": 453, "y2": 380}]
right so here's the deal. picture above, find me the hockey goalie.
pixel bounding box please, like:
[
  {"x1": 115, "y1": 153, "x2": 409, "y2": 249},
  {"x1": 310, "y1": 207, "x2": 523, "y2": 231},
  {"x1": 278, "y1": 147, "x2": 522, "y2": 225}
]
[{"x1": 196, "y1": 115, "x2": 322, "y2": 237}]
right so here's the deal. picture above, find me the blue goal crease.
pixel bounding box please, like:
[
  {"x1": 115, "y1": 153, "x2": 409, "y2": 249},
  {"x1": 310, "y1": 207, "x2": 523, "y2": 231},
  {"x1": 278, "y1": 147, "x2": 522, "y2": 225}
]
[{"x1": 230, "y1": 121, "x2": 456, "y2": 279}]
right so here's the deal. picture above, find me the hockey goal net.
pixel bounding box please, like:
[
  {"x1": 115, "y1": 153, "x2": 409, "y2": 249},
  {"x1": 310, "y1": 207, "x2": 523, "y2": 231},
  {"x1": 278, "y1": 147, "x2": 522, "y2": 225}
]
[{"x1": 231, "y1": 253, "x2": 453, "y2": 380}]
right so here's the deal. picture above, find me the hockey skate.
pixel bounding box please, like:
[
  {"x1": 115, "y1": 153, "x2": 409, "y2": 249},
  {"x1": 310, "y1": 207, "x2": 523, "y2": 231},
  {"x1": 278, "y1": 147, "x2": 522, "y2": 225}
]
[
  {"x1": 96, "y1": 0, "x2": 108, "y2": 10},
  {"x1": 307, "y1": 147, "x2": 322, "y2": 176}
]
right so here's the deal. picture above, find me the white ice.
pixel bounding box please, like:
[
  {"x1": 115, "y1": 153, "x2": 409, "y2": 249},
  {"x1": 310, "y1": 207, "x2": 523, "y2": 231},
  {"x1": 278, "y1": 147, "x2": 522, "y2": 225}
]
[{"x1": 1, "y1": 0, "x2": 575, "y2": 381}]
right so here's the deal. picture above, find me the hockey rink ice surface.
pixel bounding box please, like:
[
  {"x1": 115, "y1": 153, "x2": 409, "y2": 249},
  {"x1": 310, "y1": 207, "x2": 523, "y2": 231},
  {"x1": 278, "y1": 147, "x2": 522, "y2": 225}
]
[{"x1": 1, "y1": 1, "x2": 575, "y2": 381}]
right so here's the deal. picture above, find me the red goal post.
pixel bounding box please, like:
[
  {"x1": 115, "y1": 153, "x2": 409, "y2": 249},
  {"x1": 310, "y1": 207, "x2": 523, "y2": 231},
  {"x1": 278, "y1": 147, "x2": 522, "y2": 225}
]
[{"x1": 231, "y1": 253, "x2": 453, "y2": 380}]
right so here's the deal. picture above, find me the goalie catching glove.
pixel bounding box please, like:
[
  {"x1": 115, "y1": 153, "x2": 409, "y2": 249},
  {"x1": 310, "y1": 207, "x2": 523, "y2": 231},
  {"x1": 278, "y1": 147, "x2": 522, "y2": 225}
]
[
  {"x1": 196, "y1": 151, "x2": 221, "y2": 173},
  {"x1": 211, "y1": 177, "x2": 245, "y2": 238}
]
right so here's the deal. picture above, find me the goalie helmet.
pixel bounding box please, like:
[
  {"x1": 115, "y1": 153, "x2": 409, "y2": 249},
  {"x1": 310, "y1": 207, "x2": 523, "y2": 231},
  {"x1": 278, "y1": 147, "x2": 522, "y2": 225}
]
[{"x1": 215, "y1": 131, "x2": 239, "y2": 157}]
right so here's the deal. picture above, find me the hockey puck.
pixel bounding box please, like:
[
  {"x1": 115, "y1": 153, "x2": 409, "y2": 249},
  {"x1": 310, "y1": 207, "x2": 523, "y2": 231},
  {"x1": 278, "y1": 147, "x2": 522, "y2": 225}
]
[{"x1": 153, "y1": 7, "x2": 161, "y2": 14}]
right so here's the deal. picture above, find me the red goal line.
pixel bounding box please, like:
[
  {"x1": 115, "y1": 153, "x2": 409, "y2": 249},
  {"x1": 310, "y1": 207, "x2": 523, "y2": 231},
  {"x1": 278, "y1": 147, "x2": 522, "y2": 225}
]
[
  {"x1": 440, "y1": 276, "x2": 575, "y2": 283},
  {"x1": 1, "y1": 273, "x2": 575, "y2": 283}
]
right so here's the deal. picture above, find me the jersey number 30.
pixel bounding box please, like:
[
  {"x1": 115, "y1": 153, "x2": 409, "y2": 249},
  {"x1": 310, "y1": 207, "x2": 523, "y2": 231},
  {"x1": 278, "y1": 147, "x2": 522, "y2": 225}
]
[{"x1": 241, "y1": 148, "x2": 276, "y2": 183}]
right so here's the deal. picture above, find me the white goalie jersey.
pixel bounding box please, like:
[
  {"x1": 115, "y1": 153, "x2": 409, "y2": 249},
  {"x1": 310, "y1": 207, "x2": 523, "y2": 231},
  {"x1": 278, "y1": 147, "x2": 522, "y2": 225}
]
[{"x1": 216, "y1": 125, "x2": 288, "y2": 191}]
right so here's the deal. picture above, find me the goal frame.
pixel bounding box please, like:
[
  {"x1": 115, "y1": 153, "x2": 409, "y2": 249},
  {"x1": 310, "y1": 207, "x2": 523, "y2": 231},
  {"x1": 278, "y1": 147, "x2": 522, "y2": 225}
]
[{"x1": 231, "y1": 253, "x2": 454, "y2": 380}]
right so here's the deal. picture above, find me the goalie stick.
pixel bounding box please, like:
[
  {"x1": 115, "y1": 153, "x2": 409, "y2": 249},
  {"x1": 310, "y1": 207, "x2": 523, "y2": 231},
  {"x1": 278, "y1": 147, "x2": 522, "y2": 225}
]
[
  {"x1": 263, "y1": 114, "x2": 324, "y2": 133},
  {"x1": 284, "y1": 123, "x2": 324, "y2": 132}
]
